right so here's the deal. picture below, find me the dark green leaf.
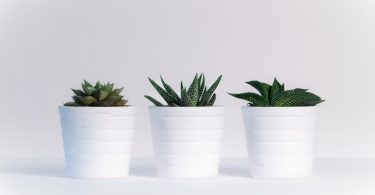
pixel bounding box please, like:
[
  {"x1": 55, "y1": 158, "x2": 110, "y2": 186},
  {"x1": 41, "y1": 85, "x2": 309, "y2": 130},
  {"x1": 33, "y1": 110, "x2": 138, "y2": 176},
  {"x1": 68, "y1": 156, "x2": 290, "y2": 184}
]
[
  {"x1": 160, "y1": 76, "x2": 181, "y2": 103},
  {"x1": 228, "y1": 92, "x2": 268, "y2": 106},
  {"x1": 64, "y1": 102, "x2": 79, "y2": 106},
  {"x1": 148, "y1": 77, "x2": 176, "y2": 105},
  {"x1": 78, "y1": 96, "x2": 97, "y2": 106},
  {"x1": 246, "y1": 81, "x2": 271, "y2": 103},
  {"x1": 199, "y1": 75, "x2": 222, "y2": 106},
  {"x1": 82, "y1": 84, "x2": 96, "y2": 95},
  {"x1": 144, "y1": 95, "x2": 163, "y2": 106},
  {"x1": 206, "y1": 93, "x2": 216, "y2": 106},
  {"x1": 112, "y1": 87, "x2": 124, "y2": 95},
  {"x1": 71, "y1": 89, "x2": 85, "y2": 96}
]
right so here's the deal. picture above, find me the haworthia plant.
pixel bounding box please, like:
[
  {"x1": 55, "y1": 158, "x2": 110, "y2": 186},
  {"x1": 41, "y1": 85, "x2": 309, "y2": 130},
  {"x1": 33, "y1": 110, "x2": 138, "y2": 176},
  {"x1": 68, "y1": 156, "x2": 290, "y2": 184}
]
[
  {"x1": 64, "y1": 80, "x2": 128, "y2": 106},
  {"x1": 229, "y1": 78, "x2": 324, "y2": 107},
  {"x1": 145, "y1": 74, "x2": 222, "y2": 106}
]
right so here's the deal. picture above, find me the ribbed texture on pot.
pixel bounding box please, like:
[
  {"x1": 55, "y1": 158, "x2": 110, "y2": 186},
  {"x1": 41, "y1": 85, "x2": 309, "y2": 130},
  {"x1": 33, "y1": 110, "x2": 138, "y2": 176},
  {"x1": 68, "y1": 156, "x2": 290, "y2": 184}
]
[
  {"x1": 242, "y1": 106, "x2": 317, "y2": 179},
  {"x1": 149, "y1": 106, "x2": 225, "y2": 178},
  {"x1": 59, "y1": 106, "x2": 136, "y2": 179}
]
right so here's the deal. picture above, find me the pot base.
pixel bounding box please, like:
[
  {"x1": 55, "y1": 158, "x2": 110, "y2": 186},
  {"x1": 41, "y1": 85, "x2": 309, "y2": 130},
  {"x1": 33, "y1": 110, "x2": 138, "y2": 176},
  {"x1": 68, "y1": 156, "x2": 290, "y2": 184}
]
[{"x1": 66, "y1": 166, "x2": 130, "y2": 179}]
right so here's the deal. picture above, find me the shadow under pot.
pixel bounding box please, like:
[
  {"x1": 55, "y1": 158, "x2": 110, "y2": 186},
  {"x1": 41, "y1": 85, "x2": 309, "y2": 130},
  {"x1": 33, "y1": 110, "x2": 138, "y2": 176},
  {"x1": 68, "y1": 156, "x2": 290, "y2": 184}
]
[
  {"x1": 149, "y1": 106, "x2": 225, "y2": 179},
  {"x1": 242, "y1": 106, "x2": 317, "y2": 179},
  {"x1": 58, "y1": 106, "x2": 136, "y2": 179}
]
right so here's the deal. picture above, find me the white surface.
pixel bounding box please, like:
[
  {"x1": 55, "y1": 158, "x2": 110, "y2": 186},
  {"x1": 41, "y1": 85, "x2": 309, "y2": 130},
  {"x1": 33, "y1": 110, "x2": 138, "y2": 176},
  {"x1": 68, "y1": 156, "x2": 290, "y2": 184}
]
[
  {"x1": 59, "y1": 106, "x2": 136, "y2": 178},
  {"x1": 149, "y1": 106, "x2": 225, "y2": 178},
  {"x1": 0, "y1": 158, "x2": 374, "y2": 195},
  {"x1": 242, "y1": 106, "x2": 316, "y2": 178},
  {"x1": 1, "y1": 0, "x2": 375, "y2": 160}
]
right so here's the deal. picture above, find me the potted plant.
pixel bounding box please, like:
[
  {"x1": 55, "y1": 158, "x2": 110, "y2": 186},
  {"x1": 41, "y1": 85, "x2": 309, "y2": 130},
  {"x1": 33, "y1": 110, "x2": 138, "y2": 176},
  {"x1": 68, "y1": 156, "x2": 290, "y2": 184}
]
[
  {"x1": 145, "y1": 74, "x2": 224, "y2": 178},
  {"x1": 59, "y1": 80, "x2": 136, "y2": 179},
  {"x1": 229, "y1": 78, "x2": 324, "y2": 179}
]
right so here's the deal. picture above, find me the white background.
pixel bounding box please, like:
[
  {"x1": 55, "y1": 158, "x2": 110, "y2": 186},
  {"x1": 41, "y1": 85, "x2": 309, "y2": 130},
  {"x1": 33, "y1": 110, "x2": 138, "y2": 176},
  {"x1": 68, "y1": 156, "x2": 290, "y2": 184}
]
[{"x1": 1, "y1": 0, "x2": 375, "y2": 160}]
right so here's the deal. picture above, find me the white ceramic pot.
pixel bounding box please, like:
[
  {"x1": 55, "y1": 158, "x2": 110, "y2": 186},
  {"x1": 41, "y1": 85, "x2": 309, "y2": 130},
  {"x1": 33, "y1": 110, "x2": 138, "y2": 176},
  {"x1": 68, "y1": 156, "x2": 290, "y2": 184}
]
[
  {"x1": 149, "y1": 106, "x2": 225, "y2": 178},
  {"x1": 242, "y1": 106, "x2": 317, "y2": 179},
  {"x1": 58, "y1": 106, "x2": 136, "y2": 179}
]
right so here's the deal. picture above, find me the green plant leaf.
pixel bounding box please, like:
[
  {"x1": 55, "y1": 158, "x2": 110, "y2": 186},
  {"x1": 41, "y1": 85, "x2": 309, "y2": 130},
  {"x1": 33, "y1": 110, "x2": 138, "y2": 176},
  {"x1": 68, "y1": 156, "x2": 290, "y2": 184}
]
[
  {"x1": 271, "y1": 89, "x2": 307, "y2": 106},
  {"x1": 199, "y1": 75, "x2": 222, "y2": 106},
  {"x1": 95, "y1": 81, "x2": 103, "y2": 89},
  {"x1": 99, "y1": 90, "x2": 110, "y2": 101},
  {"x1": 270, "y1": 78, "x2": 283, "y2": 100},
  {"x1": 283, "y1": 92, "x2": 323, "y2": 106},
  {"x1": 228, "y1": 92, "x2": 268, "y2": 106},
  {"x1": 148, "y1": 77, "x2": 176, "y2": 105},
  {"x1": 105, "y1": 95, "x2": 123, "y2": 105},
  {"x1": 64, "y1": 102, "x2": 79, "y2": 106},
  {"x1": 188, "y1": 74, "x2": 199, "y2": 106},
  {"x1": 187, "y1": 74, "x2": 198, "y2": 95},
  {"x1": 71, "y1": 89, "x2": 85, "y2": 96},
  {"x1": 160, "y1": 76, "x2": 181, "y2": 104},
  {"x1": 144, "y1": 95, "x2": 163, "y2": 106},
  {"x1": 84, "y1": 80, "x2": 93, "y2": 87},
  {"x1": 198, "y1": 74, "x2": 205, "y2": 99},
  {"x1": 82, "y1": 83, "x2": 96, "y2": 95},
  {"x1": 78, "y1": 96, "x2": 97, "y2": 106},
  {"x1": 112, "y1": 87, "x2": 124, "y2": 95},
  {"x1": 246, "y1": 81, "x2": 271, "y2": 103},
  {"x1": 114, "y1": 99, "x2": 128, "y2": 106},
  {"x1": 181, "y1": 87, "x2": 193, "y2": 106},
  {"x1": 206, "y1": 93, "x2": 216, "y2": 106},
  {"x1": 102, "y1": 83, "x2": 114, "y2": 92}
]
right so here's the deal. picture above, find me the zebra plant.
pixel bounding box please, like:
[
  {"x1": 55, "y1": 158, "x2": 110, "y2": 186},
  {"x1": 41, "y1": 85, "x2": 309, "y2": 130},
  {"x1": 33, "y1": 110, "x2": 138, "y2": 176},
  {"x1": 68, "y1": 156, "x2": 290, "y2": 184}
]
[
  {"x1": 229, "y1": 78, "x2": 324, "y2": 107},
  {"x1": 145, "y1": 74, "x2": 222, "y2": 106},
  {"x1": 64, "y1": 80, "x2": 128, "y2": 106}
]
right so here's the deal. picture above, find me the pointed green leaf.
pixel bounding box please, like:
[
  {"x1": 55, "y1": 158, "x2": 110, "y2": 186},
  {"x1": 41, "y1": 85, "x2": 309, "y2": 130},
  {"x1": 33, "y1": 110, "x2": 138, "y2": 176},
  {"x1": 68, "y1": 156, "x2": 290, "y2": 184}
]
[
  {"x1": 78, "y1": 96, "x2": 97, "y2": 106},
  {"x1": 72, "y1": 96, "x2": 82, "y2": 104},
  {"x1": 64, "y1": 102, "x2": 79, "y2": 106},
  {"x1": 71, "y1": 89, "x2": 85, "y2": 96},
  {"x1": 144, "y1": 95, "x2": 164, "y2": 106},
  {"x1": 84, "y1": 80, "x2": 93, "y2": 87},
  {"x1": 206, "y1": 93, "x2": 216, "y2": 106},
  {"x1": 99, "y1": 90, "x2": 110, "y2": 101},
  {"x1": 270, "y1": 78, "x2": 283, "y2": 100},
  {"x1": 228, "y1": 92, "x2": 268, "y2": 106},
  {"x1": 199, "y1": 75, "x2": 222, "y2": 106},
  {"x1": 114, "y1": 99, "x2": 128, "y2": 106},
  {"x1": 187, "y1": 74, "x2": 198, "y2": 95},
  {"x1": 112, "y1": 87, "x2": 124, "y2": 95},
  {"x1": 198, "y1": 74, "x2": 205, "y2": 99},
  {"x1": 271, "y1": 89, "x2": 307, "y2": 106},
  {"x1": 188, "y1": 74, "x2": 199, "y2": 106},
  {"x1": 160, "y1": 76, "x2": 181, "y2": 103},
  {"x1": 95, "y1": 81, "x2": 103, "y2": 89},
  {"x1": 82, "y1": 83, "x2": 96, "y2": 95},
  {"x1": 148, "y1": 77, "x2": 176, "y2": 105},
  {"x1": 246, "y1": 81, "x2": 271, "y2": 103}
]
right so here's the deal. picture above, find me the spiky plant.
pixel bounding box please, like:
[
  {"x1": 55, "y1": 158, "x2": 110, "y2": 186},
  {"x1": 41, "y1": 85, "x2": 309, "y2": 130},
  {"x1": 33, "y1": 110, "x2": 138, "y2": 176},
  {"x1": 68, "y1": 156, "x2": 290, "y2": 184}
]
[
  {"x1": 145, "y1": 74, "x2": 222, "y2": 106},
  {"x1": 229, "y1": 78, "x2": 324, "y2": 107},
  {"x1": 64, "y1": 80, "x2": 128, "y2": 106}
]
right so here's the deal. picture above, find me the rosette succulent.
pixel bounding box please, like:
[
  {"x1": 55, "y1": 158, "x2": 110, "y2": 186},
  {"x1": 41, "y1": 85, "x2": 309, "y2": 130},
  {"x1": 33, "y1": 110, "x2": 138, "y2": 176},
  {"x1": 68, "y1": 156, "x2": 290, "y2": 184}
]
[{"x1": 64, "y1": 80, "x2": 128, "y2": 106}]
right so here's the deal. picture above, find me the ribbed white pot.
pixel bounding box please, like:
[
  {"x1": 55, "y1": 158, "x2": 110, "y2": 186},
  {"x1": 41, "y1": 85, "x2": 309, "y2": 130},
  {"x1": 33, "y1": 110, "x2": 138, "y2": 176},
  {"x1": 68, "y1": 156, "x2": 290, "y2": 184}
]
[
  {"x1": 58, "y1": 106, "x2": 136, "y2": 179},
  {"x1": 242, "y1": 106, "x2": 317, "y2": 179},
  {"x1": 149, "y1": 106, "x2": 225, "y2": 179}
]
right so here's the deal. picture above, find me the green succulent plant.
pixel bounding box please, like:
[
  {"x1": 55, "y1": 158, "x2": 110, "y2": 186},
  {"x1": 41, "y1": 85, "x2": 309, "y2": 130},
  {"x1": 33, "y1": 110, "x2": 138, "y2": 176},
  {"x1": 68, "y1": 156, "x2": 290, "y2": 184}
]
[
  {"x1": 64, "y1": 80, "x2": 128, "y2": 107},
  {"x1": 229, "y1": 78, "x2": 324, "y2": 107},
  {"x1": 145, "y1": 73, "x2": 222, "y2": 106}
]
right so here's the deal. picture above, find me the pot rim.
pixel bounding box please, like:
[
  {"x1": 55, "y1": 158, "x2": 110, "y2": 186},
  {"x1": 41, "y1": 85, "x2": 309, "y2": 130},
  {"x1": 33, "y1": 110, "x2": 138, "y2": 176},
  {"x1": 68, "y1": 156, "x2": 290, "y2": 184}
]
[
  {"x1": 241, "y1": 105, "x2": 318, "y2": 110},
  {"x1": 148, "y1": 105, "x2": 224, "y2": 109},
  {"x1": 59, "y1": 105, "x2": 136, "y2": 109}
]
